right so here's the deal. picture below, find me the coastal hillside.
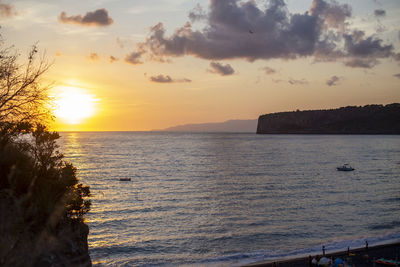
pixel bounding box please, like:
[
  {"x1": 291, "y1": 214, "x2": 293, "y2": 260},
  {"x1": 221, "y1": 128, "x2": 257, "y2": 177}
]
[
  {"x1": 159, "y1": 119, "x2": 258, "y2": 132},
  {"x1": 257, "y1": 103, "x2": 400, "y2": 134}
]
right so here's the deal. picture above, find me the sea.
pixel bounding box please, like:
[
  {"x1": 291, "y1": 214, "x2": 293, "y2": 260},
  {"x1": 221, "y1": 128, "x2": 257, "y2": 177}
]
[{"x1": 57, "y1": 132, "x2": 400, "y2": 266}]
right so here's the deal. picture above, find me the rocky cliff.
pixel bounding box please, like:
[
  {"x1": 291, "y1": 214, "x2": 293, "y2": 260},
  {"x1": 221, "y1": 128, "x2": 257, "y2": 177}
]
[
  {"x1": 0, "y1": 125, "x2": 92, "y2": 267},
  {"x1": 0, "y1": 191, "x2": 92, "y2": 267},
  {"x1": 257, "y1": 103, "x2": 400, "y2": 134}
]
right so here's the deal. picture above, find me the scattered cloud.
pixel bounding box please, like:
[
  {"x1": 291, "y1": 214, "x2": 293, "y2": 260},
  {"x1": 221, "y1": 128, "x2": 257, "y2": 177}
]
[
  {"x1": 326, "y1": 75, "x2": 342, "y2": 86},
  {"x1": 150, "y1": 74, "x2": 191, "y2": 83},
  {"x1": 376, "y1": 24, "x2": 386, "y2": 33},
  {"x1": 58, "y1": 8, "x2": 113, "y2": 27},
  {"x1": 310, "y1": 0, "x2": 352, "y2": 31},
  {"x1": 124, "y1": 51, "x2": 144, "y2": 65},
  {"x1": 116, "y1": 37, "x2": 137, "y2": 49},
  {"x1": 208, "y1": 62, "x2": 235, "y2": 76},
  {"x1": 394, "y1": 74, "x2": 400, "y2": 79},
  {"x1": 374, "y1": 9, "x2": 386, "y2": 17},
  {"x1": 288, "y1": 78, "x2": 308, "y2": 85},
  {"x1": 373, "y1": 8, "x2": 386, "y2": 33},
  {"x1": 343, "y1": 30, "x2": 393, "y2": 68},
  {"x1": 344, "y1": 58, "x2": 378, "y2": 68},
  {"x1": 189, "y1": 4, "x2": 207, "y2": 22},
  {"x1": 0, "y1": 1, "x2": 16, "y2": 17},
  {"x1": 126, "y1": 0, "x2": 398, "y2": 69},
  {"x1": 262, "y1": 67, "x2": 276, "y2": 75},
  {"x1": 87, "y1": 53, "x2": 100, "y2": 61},
  {"x1": 151, "y1": 75, "x2": 172, "y2": 83},
  {"x1": 109, "y1": 55, "x2": 119, "y2": 63}
]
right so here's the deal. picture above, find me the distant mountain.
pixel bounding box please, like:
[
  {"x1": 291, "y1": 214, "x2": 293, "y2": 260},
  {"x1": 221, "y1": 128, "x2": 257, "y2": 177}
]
[
  {"x1": 159, "y1": 119, "x2": 258, "y2": 132},
  {"x1": 257, "y1": 103, "x2": 400, "y2": 134}
]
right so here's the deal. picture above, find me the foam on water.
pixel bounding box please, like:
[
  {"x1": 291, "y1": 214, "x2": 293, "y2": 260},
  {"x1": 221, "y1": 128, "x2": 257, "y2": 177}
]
[
  {"x1": 201, "y1": 232, "x2": 400, "y2": 267},
  {"x1": 58, "y1": 132, "x2": 400, "y2": 266}
]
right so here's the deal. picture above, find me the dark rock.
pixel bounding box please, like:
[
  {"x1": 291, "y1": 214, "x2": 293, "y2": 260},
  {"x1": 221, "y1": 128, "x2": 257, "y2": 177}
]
[
  {"x1": 0, "y1": 191, "x2": 91, "y2": 267},
  {"x1": 34, "y1": 221, "x2": 92, "y2": 267}
]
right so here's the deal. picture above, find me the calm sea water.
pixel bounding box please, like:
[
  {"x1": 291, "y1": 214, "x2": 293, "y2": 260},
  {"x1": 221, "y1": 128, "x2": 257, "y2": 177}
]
[{"x1": 58, "y1": 132, "x2": 400, "y2": 266}]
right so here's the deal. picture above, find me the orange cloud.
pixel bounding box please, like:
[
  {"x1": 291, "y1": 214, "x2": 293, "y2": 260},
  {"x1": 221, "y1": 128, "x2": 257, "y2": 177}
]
[{"x1": 59, "y1": 8, "x2": 113, "y2": 27}]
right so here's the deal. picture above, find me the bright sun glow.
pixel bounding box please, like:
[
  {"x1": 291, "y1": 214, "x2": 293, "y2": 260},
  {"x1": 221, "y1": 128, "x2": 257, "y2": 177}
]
[{"x1": 54, "y1": 86, "x2": 97, "y2": 124}]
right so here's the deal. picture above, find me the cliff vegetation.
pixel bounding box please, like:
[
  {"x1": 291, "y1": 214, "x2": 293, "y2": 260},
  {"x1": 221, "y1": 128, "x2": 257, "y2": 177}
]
[
  {"x1": 0, "y1": 38, "x2": 91, "y2": 266},
  {"x1": 257, "y1": 104, "x2": 400, "y2": 134}
]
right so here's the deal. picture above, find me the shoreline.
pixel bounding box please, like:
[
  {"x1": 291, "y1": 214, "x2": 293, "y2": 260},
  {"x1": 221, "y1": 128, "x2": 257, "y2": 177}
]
[{"x1": 243, "y1": 242, "x2": 400, "y2": 267}]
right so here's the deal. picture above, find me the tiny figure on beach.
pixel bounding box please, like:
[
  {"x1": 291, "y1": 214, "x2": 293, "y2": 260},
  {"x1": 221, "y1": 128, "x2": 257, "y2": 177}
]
[
  {"x1": 322, "y1": 245, "x2": 326, "y2": 256},
  {"x1": 363, "y1": 240, "x2": 369, "y2": 263}
]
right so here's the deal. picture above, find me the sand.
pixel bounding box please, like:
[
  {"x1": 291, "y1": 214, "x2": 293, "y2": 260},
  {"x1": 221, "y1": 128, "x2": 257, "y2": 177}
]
[{"x1": 243, "y1": 242, "x2": 400, "y2": 267}]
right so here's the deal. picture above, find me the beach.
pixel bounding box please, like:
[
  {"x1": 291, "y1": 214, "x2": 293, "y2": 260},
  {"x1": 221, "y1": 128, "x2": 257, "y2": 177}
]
[{"x1": 244, "y1": 242, "x2": 400, "y2": 267}]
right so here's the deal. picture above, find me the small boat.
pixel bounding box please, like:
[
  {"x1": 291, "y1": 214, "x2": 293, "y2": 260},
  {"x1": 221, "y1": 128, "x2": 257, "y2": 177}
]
[
  {"x1": 119, "y1": 178, "x2": 131, "y2": 181},
  {"x1": 337, "y1": 164, "x2": 355, "y2": 171}
]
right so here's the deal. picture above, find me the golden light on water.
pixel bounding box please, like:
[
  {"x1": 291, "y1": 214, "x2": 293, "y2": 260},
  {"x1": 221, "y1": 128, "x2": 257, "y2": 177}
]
[{"x1": 54, "y1": 86, "x2": 97, "y2": 125}]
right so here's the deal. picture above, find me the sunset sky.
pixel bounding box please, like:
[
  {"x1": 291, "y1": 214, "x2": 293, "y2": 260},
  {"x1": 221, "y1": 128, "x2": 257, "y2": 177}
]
[{"x1": 1, "y1": 0, "x2": 399, "y2": 131}]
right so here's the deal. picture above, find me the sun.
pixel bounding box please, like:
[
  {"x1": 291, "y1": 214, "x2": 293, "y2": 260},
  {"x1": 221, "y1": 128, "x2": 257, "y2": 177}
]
[{"x1": 54, "y1": 86, "x2": 97, "y2": 125}]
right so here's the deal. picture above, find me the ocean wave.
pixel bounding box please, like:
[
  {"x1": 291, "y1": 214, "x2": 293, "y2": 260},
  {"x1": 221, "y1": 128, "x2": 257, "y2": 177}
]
[{"x1": 195, "y1": 232, "x2": 400, "y2": 267}]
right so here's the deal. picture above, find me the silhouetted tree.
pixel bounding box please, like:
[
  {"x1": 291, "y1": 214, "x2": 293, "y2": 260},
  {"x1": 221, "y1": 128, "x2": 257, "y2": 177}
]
[
  {"x1": 0, "y1": 40, "x2": 52, "y2": 124},
  {"x1": 0, "y1": 37, "x2": 91, "y2": 266}
]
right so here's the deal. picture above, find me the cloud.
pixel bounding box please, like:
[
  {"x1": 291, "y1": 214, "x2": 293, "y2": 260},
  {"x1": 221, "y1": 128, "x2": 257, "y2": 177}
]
[
  {"x1": 288, "y1": 78, "x2": 308, "y2": 85},
  {"x1": 309, "y1": 0, "x2": 352, "y2": 31},
  {"x1": 326, "y1": 75, "x2": 341, "y2": 86},
  {"x1": 262, "y1": 67, "x2": 276, "y2": 75},
  {"x1": 124, "y1": 51, "x2": 144, "y2": 65},
  {"x1": 342, "y1": 30, "x2": 393, "y2": 68},
  {"x1": 150, "y1": 74, "x2": 191, "y2": 83},
  {"x1": 189, "y1": 4, "x2": 207, "y2": 22},
  {"x1": 394, "y1": 74, "x2": 400, "y2": 79},
  {"x1": 344, "y1": 31, "x2": 393, "y2": 58},
  {"x1": 109, "y1": 55, "x2": 119, "y2": 63},
  {"x1": 126, "y1": 0, "x2": 398, "y2": 69},
  {"x1": 208, "y1": 62, "x2": 234, "y2": 76},
  {"x1": 0, "y1": 1, "x2": 16, "y2": 17},
  {"x1": 374, "y1": 9, "x2": 386, "y2": 17},
  {"x1": 344, "y1": 58, "x2": 378, "y2": 68},
  {"x1": 58, "y1": 8, "x2": 113, "y2": 26},
  {"x1": 151, "y1": 75, "x2": 172, "y2": 83},
  {"x1": 87, "y1": 53, "x2": 100, "y2": 61}
]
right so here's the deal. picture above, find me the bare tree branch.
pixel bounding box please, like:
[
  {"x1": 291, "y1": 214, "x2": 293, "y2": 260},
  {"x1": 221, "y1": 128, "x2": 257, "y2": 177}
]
[{"x1": 0, "y1": 43, "x2": 53, "y2": 124}]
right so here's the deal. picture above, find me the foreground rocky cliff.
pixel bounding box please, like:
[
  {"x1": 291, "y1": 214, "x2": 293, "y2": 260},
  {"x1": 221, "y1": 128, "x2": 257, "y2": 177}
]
[
  {"x1": 257, "y1": 103, "x2": 400, "y2": 134},
  {"x1": 0, "y1": 192, "x2": 91, "y2": 266},
  {"x1": 0, "y1": 124, "x2": 92, "y2": 266}
]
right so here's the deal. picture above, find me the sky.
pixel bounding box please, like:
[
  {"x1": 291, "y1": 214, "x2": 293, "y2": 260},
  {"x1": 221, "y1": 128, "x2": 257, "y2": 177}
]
[{"x1": 1, "y1": 0, "x2": 399, "y2": 131}]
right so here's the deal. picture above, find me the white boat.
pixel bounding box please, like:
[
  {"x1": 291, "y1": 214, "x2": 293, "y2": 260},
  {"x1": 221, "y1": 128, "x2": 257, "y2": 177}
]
[{"x1": 337, "y1": 164, "x2": 355, "y2": 171}]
